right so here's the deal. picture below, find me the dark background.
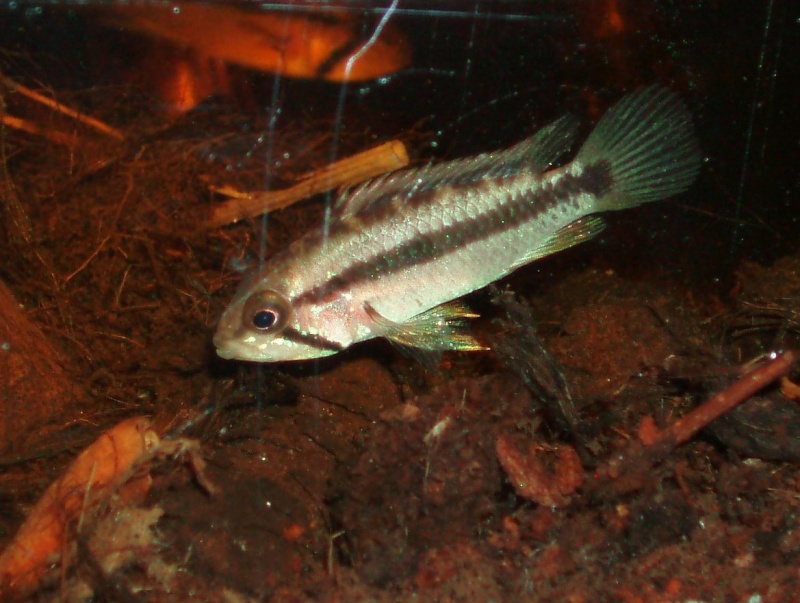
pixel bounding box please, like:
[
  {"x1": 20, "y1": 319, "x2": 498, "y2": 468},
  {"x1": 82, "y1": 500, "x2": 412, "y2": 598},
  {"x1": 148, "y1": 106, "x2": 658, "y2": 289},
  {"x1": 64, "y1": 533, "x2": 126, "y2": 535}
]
[{"x1": 2, "y1": 0, "x2": 798, "y2": 291}]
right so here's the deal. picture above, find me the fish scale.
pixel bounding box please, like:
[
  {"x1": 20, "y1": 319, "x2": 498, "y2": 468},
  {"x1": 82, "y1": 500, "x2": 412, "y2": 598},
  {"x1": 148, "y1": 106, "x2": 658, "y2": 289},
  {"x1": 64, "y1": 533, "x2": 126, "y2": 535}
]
[{"x1": 214, "y1": 86, "x2": 701, "y2": 363}]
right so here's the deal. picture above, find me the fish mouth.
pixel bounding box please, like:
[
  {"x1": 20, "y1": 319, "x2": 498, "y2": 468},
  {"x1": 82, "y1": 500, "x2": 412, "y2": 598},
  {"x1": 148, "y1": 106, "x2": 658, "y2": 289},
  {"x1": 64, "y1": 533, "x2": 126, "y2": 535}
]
[
  {"x1": 215, "y1": 346, "x2": 235, "y2": 360},
  {"x1": 212, "y1": 332, "x2": 236, "y2": 360}
]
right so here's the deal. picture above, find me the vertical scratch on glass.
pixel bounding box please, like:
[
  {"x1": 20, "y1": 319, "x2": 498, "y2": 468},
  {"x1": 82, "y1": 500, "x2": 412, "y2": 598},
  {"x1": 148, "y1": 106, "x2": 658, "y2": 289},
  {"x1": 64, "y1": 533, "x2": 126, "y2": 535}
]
[
  {"x1": 342, "y1": 0, "x2": 402, "y2": 83},
  {"x1": 460, "y1": 0, "x2": 481, "y2": 112},
  {"x1": 322, "y1": 0, "x2": 402, "y2": 247},
  {"x1": 754, "y1": 0, "x2": 785, "y2": 168},
  {"x1": 257, "y1": 9, "x2": 292, "y2": 407},
  {"x1": 259, "y1": 74, "x2": 284, "y2": 272},
  {"x1": 258, "y1": 10, "x2": 294, "y2": 271},
  {"x1": 731, "y1": 0, "x2": 775, "y2": 259}
]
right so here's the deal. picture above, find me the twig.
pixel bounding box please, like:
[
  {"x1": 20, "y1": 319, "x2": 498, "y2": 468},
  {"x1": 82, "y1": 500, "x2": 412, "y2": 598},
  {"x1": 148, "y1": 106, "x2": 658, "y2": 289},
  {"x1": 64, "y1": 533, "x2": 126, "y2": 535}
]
[
  {"x1": 0, "y1": 113, "x2": 80, "y2": 147},
  {"x1": 0, "y1": 72, "x2": 125, "y2": 140},
  {"x1": 645, "y1": 349, "x2": 795, "y2": 448},
  {"x1": 587, "y1": 350, "x2": 795, "y2": 496},
  {"x1": 207, "y1": 139, "x2": 409, "y2": 228},
  {"x1": 64, "y1": 235, "x2": 112, "y2": 284}
]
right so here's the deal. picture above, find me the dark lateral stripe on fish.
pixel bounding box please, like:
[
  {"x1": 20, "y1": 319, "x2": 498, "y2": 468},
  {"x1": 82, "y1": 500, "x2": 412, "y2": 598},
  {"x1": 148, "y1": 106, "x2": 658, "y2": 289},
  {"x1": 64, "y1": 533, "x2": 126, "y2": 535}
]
[
  {"x1": 293, "y1": 160, "x2": 614, "y2": 305},
  {"x1": 315, "y1": 36, "x2": 362, "y2": 78},
  {"x1": 282, "y1": 326, "x2": 346, "y2": 352}
]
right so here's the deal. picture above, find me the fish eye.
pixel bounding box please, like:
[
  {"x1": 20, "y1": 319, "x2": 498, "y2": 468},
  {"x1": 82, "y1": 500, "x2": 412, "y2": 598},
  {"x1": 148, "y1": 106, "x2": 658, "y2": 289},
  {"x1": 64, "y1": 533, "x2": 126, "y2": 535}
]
[
  {"x1": 242, "y1": 289, "x2": 291, "y2": 334},
  {"x1": 253, "y1": 309, "x2": 278, "y2": 330}
]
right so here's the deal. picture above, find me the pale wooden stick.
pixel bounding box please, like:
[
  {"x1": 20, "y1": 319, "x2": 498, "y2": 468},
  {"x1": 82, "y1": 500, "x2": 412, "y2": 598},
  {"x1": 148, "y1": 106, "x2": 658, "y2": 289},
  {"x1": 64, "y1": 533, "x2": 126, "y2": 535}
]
[
  {"x1": 207, "y1": 139, "x2": 409, "y2": 228},
  {"x1": 0, "y1": 72, "x2": 125, "y2": 140}
]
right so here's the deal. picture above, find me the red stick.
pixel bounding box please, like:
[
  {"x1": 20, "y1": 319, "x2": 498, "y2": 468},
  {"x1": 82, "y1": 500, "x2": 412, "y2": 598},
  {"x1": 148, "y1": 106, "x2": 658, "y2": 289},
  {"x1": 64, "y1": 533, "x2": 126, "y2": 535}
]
[{"x1": 655, "y1": 350, "x2": 795, "y2": 448}]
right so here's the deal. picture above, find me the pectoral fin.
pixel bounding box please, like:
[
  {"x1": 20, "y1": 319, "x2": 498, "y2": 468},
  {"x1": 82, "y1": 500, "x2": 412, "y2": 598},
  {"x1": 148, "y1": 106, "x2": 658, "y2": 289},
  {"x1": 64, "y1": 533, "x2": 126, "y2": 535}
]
[{"x1": 364, "y1": 301, "x2": 486, "y2": 366}]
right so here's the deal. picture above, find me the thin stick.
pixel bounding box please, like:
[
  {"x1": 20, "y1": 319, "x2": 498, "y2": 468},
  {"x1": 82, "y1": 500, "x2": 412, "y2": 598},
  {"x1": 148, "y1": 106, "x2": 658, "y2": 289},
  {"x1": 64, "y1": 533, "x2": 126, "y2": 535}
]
[
  {"x1": 650, "y1": 350, "x2": 795, "y2": 448},
  {"x1": 588, "y1": 350, "x2": 795, "y2": 495},
  {"x1": 207, "y1": 139, "x2": 409, "y2": 228},
  {"x1": 0, "y1": 72, "x2": 125, "y2": 140},
  {"x1": 0, "y1": 113, "x2": 80, "y2": 147},
  {"x1": 64, "y1": 234, "x2": 112, "y2": 284}
]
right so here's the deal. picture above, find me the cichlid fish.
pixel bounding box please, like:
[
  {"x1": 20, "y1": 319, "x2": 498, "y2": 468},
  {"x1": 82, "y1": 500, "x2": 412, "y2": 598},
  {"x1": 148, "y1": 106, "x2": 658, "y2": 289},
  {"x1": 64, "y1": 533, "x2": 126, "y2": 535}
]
[
  {"x1": 214, "y1": 86, "x2": 701, "y2": 363},
  {"x1": 97, "y1": 3, "x2": 411, "y2": 83}
]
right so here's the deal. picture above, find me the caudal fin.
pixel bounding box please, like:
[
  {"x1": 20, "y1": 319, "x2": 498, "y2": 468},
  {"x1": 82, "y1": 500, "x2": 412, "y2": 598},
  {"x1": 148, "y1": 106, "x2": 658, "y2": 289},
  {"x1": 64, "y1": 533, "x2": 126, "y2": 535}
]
[{"x1": 575, "y1": 86, "x2": 702, "y2": 212}]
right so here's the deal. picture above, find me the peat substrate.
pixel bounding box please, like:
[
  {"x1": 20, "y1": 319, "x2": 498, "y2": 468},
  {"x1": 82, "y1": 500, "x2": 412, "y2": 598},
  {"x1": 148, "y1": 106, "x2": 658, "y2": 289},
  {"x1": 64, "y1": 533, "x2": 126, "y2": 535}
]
[{"x1": 1, "y1": 92, "x2": 800, "y2": 602}]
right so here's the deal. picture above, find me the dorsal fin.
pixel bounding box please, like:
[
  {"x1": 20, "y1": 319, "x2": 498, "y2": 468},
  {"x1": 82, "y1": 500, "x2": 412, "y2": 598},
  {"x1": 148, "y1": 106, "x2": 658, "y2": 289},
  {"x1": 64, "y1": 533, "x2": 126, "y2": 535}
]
[{"x1": 335, "y1": 114, "x2": 580, "y2": 219}]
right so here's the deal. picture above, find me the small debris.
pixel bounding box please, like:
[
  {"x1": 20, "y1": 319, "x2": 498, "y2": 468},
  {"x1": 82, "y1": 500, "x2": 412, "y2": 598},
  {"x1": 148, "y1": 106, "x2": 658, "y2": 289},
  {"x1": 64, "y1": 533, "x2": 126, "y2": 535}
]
[{"x1": 496, "y1": 435, "x2": 584, "y2": 506}]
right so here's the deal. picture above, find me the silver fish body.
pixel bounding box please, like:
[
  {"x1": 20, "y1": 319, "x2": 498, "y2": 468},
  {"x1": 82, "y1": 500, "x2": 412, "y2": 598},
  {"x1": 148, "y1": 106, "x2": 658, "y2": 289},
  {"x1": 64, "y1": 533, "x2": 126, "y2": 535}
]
[{"x1": 214, "y1": 86, "x2": 701, "y2": 362}]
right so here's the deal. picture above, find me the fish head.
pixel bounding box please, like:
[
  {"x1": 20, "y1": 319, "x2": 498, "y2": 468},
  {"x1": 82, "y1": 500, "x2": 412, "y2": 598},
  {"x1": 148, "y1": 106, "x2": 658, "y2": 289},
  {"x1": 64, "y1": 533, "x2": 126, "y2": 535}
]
[{"x1": 214, "y1": 281, "x2": 341, "y2": 363}]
